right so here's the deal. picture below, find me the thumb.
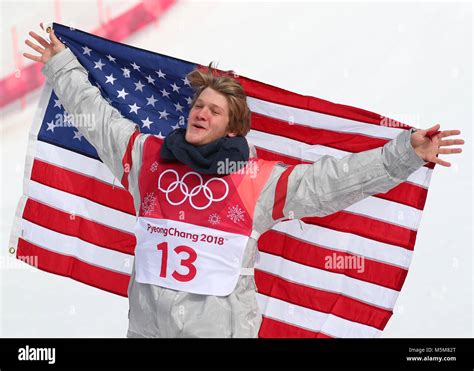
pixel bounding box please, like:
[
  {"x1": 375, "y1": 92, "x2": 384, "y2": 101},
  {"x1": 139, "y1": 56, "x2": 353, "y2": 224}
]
[
  {"x1": 49, "y1": 29, "x2": 62, "y2": 46},
  {"x1": 421, "y1": 123, "x2": 440, "y2": 136}
]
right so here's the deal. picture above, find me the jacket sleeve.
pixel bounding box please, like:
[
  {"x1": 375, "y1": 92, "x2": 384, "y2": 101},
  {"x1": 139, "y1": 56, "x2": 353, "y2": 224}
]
[
  {"x1": 41, "y1": 47, "x2": 142, "y2": 189},
  {"x1": 253, "y1": 128, "x2": 428, "y2": 231}
]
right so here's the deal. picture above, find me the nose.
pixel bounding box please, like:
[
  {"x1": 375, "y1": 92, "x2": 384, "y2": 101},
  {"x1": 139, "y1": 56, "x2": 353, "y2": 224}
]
[{"x1": 196, "y1": 106, "x2": 210, "y2": 120}]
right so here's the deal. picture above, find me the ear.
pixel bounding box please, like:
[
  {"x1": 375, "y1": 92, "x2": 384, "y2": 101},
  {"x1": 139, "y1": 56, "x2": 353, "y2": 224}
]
[{"x1": 226, "y1": 132, "x2": 237, "y2": 138}]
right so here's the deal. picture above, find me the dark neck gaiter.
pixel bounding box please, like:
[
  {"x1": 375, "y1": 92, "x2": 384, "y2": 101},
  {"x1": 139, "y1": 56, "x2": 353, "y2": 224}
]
[{"x1": 159, "y1": 128, "x2": 250, "y2": 175}]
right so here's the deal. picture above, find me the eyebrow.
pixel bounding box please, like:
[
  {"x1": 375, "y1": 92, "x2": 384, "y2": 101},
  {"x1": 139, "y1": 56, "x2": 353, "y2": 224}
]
[{"x1": 196, "y1": 99, "x2": 224, "y2": 112}]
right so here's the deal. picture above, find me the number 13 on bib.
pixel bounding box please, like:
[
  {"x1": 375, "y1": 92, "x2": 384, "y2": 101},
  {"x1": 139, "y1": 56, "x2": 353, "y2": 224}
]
[{"x1": 133, "y1": 218, "x2": 250, "y2": 296}]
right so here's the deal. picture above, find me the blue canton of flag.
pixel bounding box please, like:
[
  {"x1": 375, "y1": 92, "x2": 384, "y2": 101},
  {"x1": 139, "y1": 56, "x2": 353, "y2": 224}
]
[{"x1": 38, "y1": 23, "x2": 197, "y2": 160}]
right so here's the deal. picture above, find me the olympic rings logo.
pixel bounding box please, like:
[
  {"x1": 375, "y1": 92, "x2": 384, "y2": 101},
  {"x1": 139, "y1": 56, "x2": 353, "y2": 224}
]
[{"x1": 157, "y1": 170, "x2": 229, "y2": 210}]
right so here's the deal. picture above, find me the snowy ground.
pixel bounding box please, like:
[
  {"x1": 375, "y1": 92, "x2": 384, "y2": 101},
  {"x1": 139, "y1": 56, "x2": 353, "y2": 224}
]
[{"x1": 0, "y1": 0, "x2": 472, "y2": 337}]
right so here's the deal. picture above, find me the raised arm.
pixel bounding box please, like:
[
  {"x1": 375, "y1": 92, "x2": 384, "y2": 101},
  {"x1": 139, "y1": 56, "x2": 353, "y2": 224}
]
[
  {"x1": 24, "y1": 24, "x2": 141, "y2": 186},
  {"x1": 254, "y1": 125, "x2": 463, "y2": 231}
]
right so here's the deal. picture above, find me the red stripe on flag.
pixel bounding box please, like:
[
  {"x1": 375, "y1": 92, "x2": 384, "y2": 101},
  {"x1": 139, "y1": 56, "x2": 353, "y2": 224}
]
[
  {"x1": 255, "y1": 270, "x2": 392, "y2": 330},
  {"x1": 258, "y1": 316, "x2": 333, "y2": 338},
  {"x1": 251, "y1": 113, "x2": 389, "y2": 152},
  {"x1": 17, "y1": 238, "x2": 130, "y2": 297},
  {"x1": 239, "y1": 76, "x2": 408, "y2": 128},
  {"x1": 255, "y1": 146, "x2": 311, "y2": 165},
  {"x1": 303, "y1": 212, "x2": 417, "y2": 250},
  {"x1": 22, "y1": 198, "x2": 136, "y2": 255},
  {"x1": 377, "y1": 182, "x2": 429, "y2": 210},
  {"x1": 259, "y1": 231, "x2": 408, "y2": 291},
  {"x1": 31, "y1": 159, "x2": 135, "y2": 215}
]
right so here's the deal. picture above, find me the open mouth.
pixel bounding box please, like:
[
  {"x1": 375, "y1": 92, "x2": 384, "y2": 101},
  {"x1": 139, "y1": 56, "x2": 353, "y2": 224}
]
[{"x1": 192, "y1": 123, "x2": 207, "y2": 130}]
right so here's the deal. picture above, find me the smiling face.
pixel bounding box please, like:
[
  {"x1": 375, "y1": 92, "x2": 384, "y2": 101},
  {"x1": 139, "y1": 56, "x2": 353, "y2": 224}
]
[{"x1": 185, "y1": 87, "x2": 236, "y2": 146}]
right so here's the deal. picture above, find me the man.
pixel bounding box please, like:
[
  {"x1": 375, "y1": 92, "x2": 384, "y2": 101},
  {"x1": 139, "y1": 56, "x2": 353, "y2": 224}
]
[{"x1": 24, "y1": 24, "x2": 464, "y2": 338}]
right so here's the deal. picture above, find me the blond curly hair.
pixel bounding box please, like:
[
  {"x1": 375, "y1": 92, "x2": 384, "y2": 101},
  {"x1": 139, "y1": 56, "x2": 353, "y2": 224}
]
[{"x1": 186, "y1": 62, "x2": 251, "y2": 136}]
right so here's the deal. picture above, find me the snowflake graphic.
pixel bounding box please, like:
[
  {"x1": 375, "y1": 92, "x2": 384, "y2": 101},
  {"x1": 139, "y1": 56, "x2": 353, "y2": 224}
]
[
  {"x1": 208, "y1": 213, "x2": 221, "y2": 225},
  {"x1": 142, "y1": 192, "x2": 156, "y2": 215},
  {"x1": 227, "y1": 205, "x2": 245, "y2": 224},
  {"x1": 150, "y1": 161, "x2": 159, "y2": 173}
]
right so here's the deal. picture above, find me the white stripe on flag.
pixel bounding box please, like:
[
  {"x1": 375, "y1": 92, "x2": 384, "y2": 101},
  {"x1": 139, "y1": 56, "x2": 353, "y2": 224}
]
[
  {"x1": 256, "y1": 251, "x2": 400, "y2": 310},
  {"x1": 27, "y1": 180, "x2": 136, "y2": 233},
  {"x1": 247, "y1": 96, "x2": 404, "y2": 139},
  {"x1": 35, "y1": 140, "x2": 124, "y2": 188},
  {"x1": 345, "y1": 195, "x2": 423, "y2": 230},
  {"x1": 21, "y1": 219, "x2": 133, "y2": 274},
  {"x1": 273, "y1": 220, "x2": 413, "y2": 269},
  {"x1": 256, "y1": 293, "x2": 382, "y2": 338},
  {"x1": 248, "y1": 129, "x2": 348, "y2": 161}
]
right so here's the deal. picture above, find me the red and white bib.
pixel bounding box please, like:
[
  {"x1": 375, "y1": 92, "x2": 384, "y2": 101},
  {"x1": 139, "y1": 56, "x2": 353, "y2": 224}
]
[{"x1": 133, "y1": 135, "x2": 277, "y2": 296}]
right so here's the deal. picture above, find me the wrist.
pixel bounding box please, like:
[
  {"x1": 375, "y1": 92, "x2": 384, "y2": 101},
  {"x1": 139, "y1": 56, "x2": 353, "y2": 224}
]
[{"x1": 410, "y1": 132, "x2": 426, "y2": 161}]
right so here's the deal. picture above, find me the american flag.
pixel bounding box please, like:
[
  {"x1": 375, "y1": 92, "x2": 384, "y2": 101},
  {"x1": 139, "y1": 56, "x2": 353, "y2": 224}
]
[{"x1": 9, "y1": 22, "x2": 435, "y2": 338}]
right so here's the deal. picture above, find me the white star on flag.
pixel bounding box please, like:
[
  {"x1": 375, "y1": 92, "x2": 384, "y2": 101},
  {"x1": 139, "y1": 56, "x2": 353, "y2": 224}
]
[
  {"x1": 94, "y1": 59, "x2": 105, "y2": 70},
  {"x1": 141, "y1": 117, "x2": 153, "y2": 129},
  {"x1": 46, "y1": 120, "x2": 56, "y2": 132},
  {"x1": 146, "y1": 75, "x2": 155, "y2": 85},
  {"x1": 129, "y1": 103, "x2": 141, "y2": 114},
  {"x1": 105, "y1": 73, "x2": 117, "y2": 85},
  {"x1": 121, "y1": 67, "x2": 130, "y2": 78},
  {"x1": 170, "y1": 82, "x2": 181, "y2": 92},
  {"x1": 73, "y1": 130, "x2": 84, "y2": 141},
  {"x1": 174, "y1": 102, "x2": 184, "y2": 112},
  {"x1": 158, "y1": 109, "x2": 169, "y2": 120},
  {"x1": 117, "y1": 88, "x2": 129, "y2": 99},
  {"x1": 146, "y1": 95, "x2": 158, "y2": 106},
  {"x1": 134, "y1": 80, "x2": 145, "y2": 92},
  {"x1": 182, "y1": 76, "x2": 190, "y2": 86},
  {"x1": 156, "y1": 69, "x2": 166, "y2": 78},
  {"x1": 82, "y1": 45, "x2": 92, "y2": 56}
]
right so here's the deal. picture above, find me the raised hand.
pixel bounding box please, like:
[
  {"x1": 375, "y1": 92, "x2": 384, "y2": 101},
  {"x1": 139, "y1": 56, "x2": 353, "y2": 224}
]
[
  {"x1": 411, "y1": 124, "x2": 464, "y2": 167},
  {"x1": 23, "y1": 22, "x2": 65, "y2": 64}
]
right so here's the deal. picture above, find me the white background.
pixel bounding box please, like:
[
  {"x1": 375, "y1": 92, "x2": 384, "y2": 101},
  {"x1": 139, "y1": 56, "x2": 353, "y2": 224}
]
[{"x1": 0, "y1": 0, "x2": 472, "y2": 337}]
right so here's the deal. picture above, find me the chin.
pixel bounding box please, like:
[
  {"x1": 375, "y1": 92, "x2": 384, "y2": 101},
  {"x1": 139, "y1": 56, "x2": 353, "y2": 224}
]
[{"x1": 185, "y1": 132, "x2": 204, "y2": 146}]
